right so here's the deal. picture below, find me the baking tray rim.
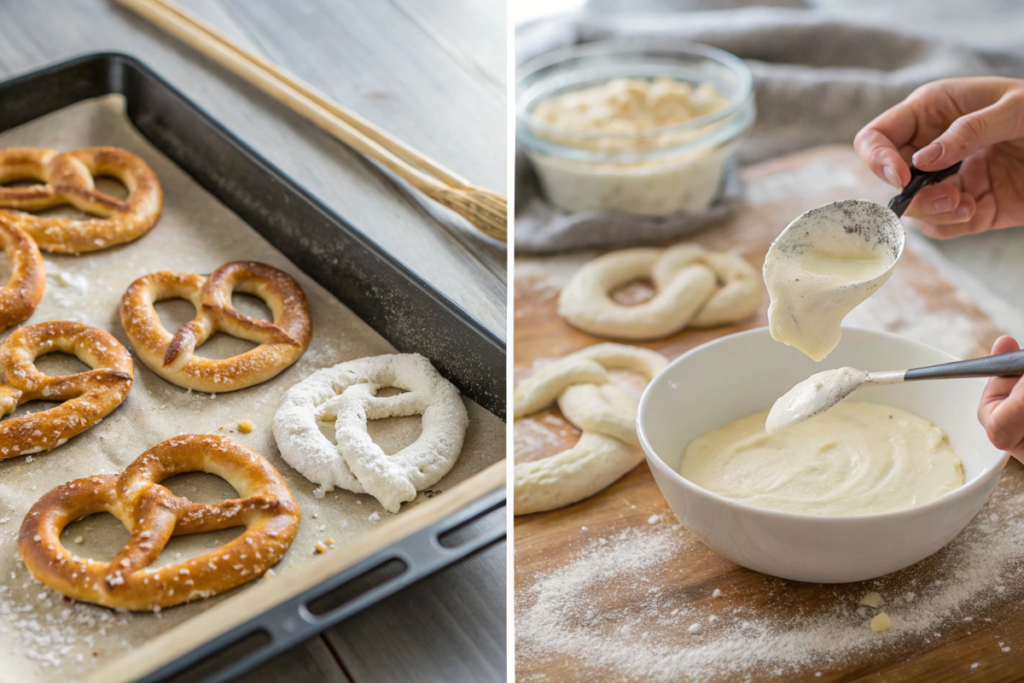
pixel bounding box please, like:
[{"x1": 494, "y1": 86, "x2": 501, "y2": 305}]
[{"x1": 0, "y1": 52, "x2": 508, "y2": 683}]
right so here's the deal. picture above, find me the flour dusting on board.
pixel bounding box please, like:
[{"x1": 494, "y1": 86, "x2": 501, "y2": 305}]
[{"x1": 516, "y1": 473, "x2": 1024, "y2": 681}]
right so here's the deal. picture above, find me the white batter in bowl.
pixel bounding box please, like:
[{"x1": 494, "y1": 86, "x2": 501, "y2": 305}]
[{"x1": 637, "y1": 327, "x2": 1008, "y2": 583}]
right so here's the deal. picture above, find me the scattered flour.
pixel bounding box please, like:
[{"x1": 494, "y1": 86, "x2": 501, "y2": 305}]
[
  {"x1": 516, "y1": 476, "x2": 1024, "y2": 681},
  {"x1": 844, "y1": 273, "x2": 981, "y2": 359}
]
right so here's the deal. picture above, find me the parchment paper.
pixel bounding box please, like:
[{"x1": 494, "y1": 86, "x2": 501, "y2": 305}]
[{"x1": 0, "y1": 95, "x2": 505, "y2": 683}]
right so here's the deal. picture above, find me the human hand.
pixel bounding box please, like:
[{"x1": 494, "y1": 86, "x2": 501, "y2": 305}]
[
  {"x1": 854, "y1": 77, "x2": 1024, "y2": 239},
  {"x1": 978, "y1": 335, "x2": 1024, "y2": 461}
]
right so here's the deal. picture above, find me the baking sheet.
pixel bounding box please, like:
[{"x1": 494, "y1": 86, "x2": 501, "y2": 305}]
[{"x1": 0, "y1": 94, "x2": 505, "y2": 683}]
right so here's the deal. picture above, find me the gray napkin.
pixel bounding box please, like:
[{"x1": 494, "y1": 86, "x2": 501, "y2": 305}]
[{"x1": 516, "y1": 2, "x2": 992, "y2": 253}]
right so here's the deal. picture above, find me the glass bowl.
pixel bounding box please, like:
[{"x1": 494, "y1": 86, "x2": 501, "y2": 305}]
[{"x1": 517, "y1": 40, "x2": 756, "y2": 217}]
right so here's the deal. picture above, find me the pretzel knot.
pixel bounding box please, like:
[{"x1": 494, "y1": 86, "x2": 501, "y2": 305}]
[
  {"x1": 120, "y1": 261, "x2": 313, "y2": 392},
  {"x1": 558, "y1": 244, "x2": 761, "y2": 340},
  {"x1": 274, "y1": 354, "x2": 469, "y2": 513},
  {"x1": 0, "y1": 146, "x2": 163, "y2": 254},
  {"x1": 0, "y1": 215, "x2": 45, "y2": 333},
  {"x1": 18, "y1": 434, "x2": 300, "y2": 611},
  {"x1": 0, "y1": 321, "x2": 133, "y2": 460},
  {"x1": 513, "y1": 343, "x2": 667, "y2": 516}
]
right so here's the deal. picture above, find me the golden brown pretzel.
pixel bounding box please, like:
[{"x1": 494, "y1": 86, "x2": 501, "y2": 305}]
[
  {"x1": 0, "y1": 321, "x2": 133, "y2": 459},
  {"x1": 18, "y1": 434, "x2": 301, "y2": 611},
  {"x1": 0, "y1": 146, "x2": 163, "y2": 253},
  {"x1": 0, "y1": 215, "x2": 45, "y2": 332},
  {"x1": 120, "y1": 261, "x2": 313, "y2": 392}
]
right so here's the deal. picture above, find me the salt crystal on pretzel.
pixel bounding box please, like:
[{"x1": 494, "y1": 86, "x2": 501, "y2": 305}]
[
  {"x1": 0, "y1": 321, "x2": 133, "y2": 459},
  {"x1": 18, "y1": 434, "x2": 300, "y2": 611},
  {"x1": 120, "y1": 261, "x2": 312, "y2": 392},
  {"x1": 0, "y1": 146, "x2": 163, "y2": 254},
  {"x1": 273, "y1": 354, "x2": 468, "y2": 513}
]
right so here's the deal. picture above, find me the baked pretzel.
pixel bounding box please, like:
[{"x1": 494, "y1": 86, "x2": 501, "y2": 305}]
[
  {"x1": 0, "y1": 146, "x2": 163, "y2": 254},
  {"x1": 18, "y1": 434, "x2": 300, "y2": 611},
  {"x1": 0, "y1": 321, "x2": 133, "y2": 459},
  {"x1": 0, "y1": 215, "x2": 45, "y2": 332},
  {"x1": 120, "y1": 261, "x2": 313, "y2": 392}
]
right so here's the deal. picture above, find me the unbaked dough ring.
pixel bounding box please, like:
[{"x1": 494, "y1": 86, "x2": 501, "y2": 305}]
[
  {"x1": 273, "y1": 354, "x2": 469, "y2": 513},
  {"x1": 557, "y1": 244, "x2": 761, "y2": 340},
  {"x1": 514, "y1": 343, "x2": 667, "y2": 515}
]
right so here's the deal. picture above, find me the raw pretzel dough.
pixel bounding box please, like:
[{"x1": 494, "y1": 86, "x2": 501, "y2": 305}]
[
  {"x1": 558, "y1": 244, "x2": 761, "y2": 340},
  {"x1": 514, "y1": 343, "x2": 667, "y2": 515},
  {"x1": 273, "y1": 354, "x2": 468, "y2": 513}
]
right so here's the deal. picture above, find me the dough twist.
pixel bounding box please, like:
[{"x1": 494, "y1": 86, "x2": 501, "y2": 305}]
[
  {"x1": 19, "y1": 434, "x2": 300, "y2": 611},
  {"x1": 274, "y1": 354, "x2": 468, "y2": 513},
  {"x1": 0, "y1": 321, "x2": 133, "y2": 460},
  {"x1": 558, "y1": 244, "x2": 761, "y2": 340},
  {"x1": 0, "y1": 146, "x2": 163, "y2": 253},
  {"x1": 120, "y1": 261, "x2": 313, "y2": 392},
  {"x1": 514, "y1": 343, "x2": 667, "y2": 515}
]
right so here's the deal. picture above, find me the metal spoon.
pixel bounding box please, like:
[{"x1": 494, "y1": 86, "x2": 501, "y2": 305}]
[
  {"x1": 768, "y1": 161, "x2": 963, "y2": 279},
  {"x1": 764, "y1": 162, "x2": 964, "y2": 361},
  {"x1": 766, "y1": 348, "x2": 1024, "y2": 434}
]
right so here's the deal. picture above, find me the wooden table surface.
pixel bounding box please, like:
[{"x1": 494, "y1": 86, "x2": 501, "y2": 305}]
[{"x1": 0, "y1": 1, "x2": 507, "y2": 682}]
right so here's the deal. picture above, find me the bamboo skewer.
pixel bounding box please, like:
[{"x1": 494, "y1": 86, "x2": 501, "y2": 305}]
[{"x1": 114, "y1": 0, "x2": 507, "y2": 243}]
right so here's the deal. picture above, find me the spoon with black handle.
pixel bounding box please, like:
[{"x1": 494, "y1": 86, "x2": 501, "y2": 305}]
[
  {"x1": 766, "y1": 348, "x2": 1024, "y2": 434},
  {"x1": 887, "y1": 161, "x2": 963, "y2": 218}
]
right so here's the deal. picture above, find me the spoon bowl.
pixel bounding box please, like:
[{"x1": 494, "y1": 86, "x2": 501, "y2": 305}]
[{"x1": 765, "y1": 198, "x2": 905, "y2": 359}]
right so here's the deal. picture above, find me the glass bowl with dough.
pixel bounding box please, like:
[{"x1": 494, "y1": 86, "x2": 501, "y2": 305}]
[
  {"x1": 516, "y1": 40, "x2": 755, "y2": 216},
  {"x1": 637, "y1": 327, "x2": 1008, "y2": 583}
]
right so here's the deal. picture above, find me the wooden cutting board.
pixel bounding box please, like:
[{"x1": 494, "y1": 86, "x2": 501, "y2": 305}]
[{"x1": 514, "y1": 145, "x2": 1024, "y2": 682}]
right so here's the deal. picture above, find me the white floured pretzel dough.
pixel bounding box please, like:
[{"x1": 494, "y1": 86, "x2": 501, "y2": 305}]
[
  {"x1": 273, "y1": 354, "x2": 469, "y2": 513},
  {"x1": 514, "y1": 343, "x2": 667, "y2": 515},
  {"x1": 557, "y1": 244, "x2": 761, "y2": 340}
]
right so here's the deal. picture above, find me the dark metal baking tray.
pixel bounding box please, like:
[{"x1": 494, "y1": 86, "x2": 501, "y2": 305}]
[{"x1": 0, "y1": 53, "x2": 506, "y2": 683}]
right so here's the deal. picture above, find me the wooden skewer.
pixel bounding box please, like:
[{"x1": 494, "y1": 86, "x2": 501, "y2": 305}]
[{"x1": 114, "y1": 0, "x2": 507, "y2": 243}]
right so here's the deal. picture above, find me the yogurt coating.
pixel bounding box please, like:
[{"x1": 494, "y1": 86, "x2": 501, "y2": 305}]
[
  {"x1": 526, "y1": 78, "x2": 736, "y2": 216},
  {"x1": 680, "y1": 403, "x2": 964, "y2": 517},
  {"x1": 532, "y1": 78, "x2": 729, "y2": 140},
  {"x1": 766, "y1": 367, "x2": 869, "y2": 434},
  {"x1": 764, "y1": 200, "x2": 902, "y2": 361}
]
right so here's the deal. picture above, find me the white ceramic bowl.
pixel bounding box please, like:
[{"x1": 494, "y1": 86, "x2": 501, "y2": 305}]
[{"x1": 637, "y1": 327, "x2": 1009, "y2": 583}]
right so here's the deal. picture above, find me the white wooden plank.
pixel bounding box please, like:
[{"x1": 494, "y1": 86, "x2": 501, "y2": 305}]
[{"x1": 389, "y1": 0, "x2": 508, "y2": 91}]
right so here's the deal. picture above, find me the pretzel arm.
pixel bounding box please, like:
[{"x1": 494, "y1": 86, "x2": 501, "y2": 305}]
[
  {"x1": 104, "y1": 495, "x2": 177, "y2": 584},
  {"x1": 164, "y1": 318, "x2": 210, "y2": 369},
  {"x1": 172, "y1": 496, "x2": 288, "y2": 535},
  {"x1": 33, "y1": 368, "x2": 133, "y2": 402},
  {"x1": 213, "y1": 303, "x2": 298, "y2": 346}
]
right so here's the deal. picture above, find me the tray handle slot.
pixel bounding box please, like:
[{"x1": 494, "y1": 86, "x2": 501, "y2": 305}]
[
  {"x1": 306, "y1": 557, "x2": 409, "y2": 616},
  {"x1": 438, "y1": 500, "x2": 505, "y2": 548}
]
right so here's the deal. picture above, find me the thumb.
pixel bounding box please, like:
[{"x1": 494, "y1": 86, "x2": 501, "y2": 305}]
[{"x1": 912, "y1": 95, "x2": 1024, "y2": 170}]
